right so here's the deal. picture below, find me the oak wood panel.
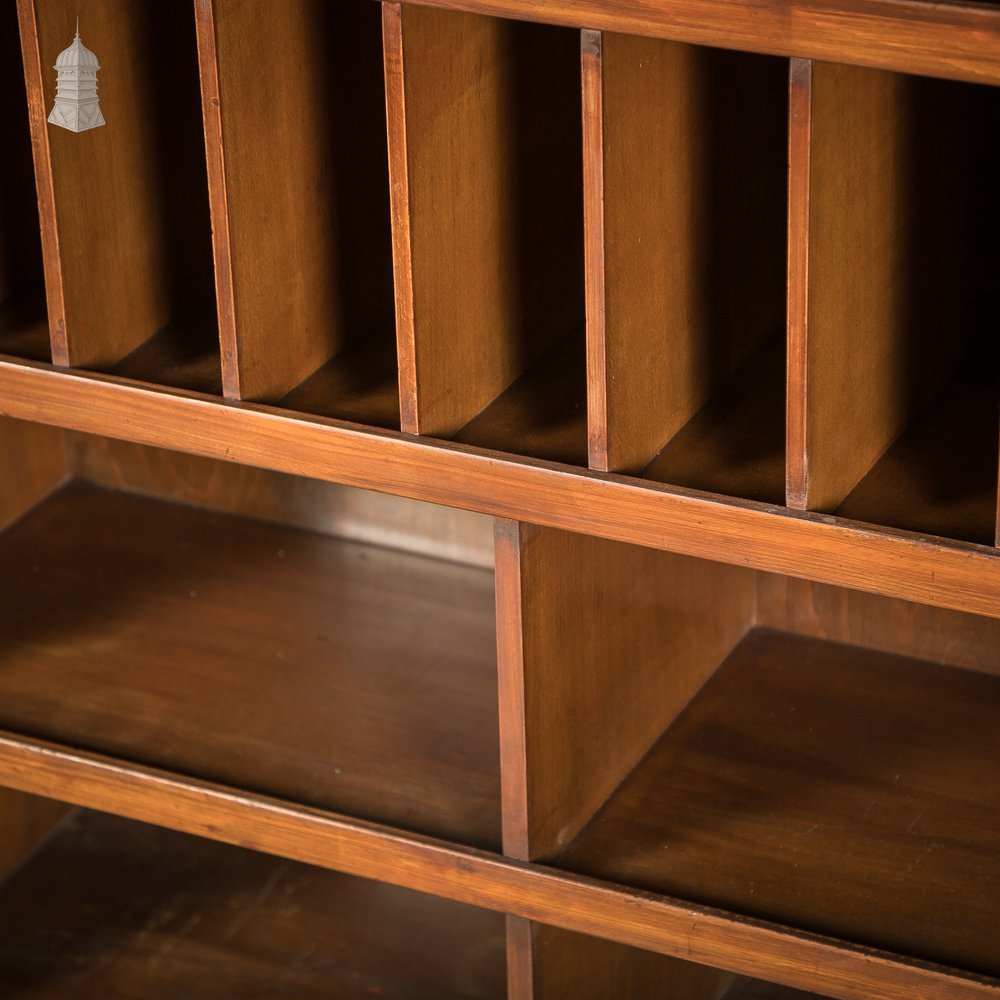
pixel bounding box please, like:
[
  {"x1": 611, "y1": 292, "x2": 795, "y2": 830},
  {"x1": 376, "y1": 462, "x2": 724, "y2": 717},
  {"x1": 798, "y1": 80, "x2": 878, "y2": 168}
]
[
  {"x1": 0, "y1": 415, "x2": 67, "y2": 531},
  {"x1": 756, "y1": 574, "x2": 1000, "y2": 677},
  {"x1": 23, "y1": 0, "x2": 214, "y2": 372},
  {"x1": 497, "y1": 522, "x2": 754, "y2": 859},
  {"x1": 0, "y1": 809, "x2": 506, "y2": 998},
  {"x1": 558, "y1": 629, "x2": 1000, "y2": 979},
  {"x1": 2, "y1": 359, "x2": 1000, "y2": 619},
  {"x1": 588, "y1": 32, "x2": 785, "y2": 475},
  {"x1": 0, "y1": 482, "x2": 500, "y2": 847},
  {"x1": 0, "y1": 787, "x2": 68, "y2": 883},
  {"x1": 385, "y1": 3, "x2": 583, "y2": 438},
  {"x1": 397, "y1": 0, "x2": 1000, "y2": 87},
  {"x1": 203, "y1": 0, "x2": 394, "y2": 403},
  {"x1": 0, "y1": 736, "x2": 994, "y2": 1000},
  {"x1": 69, "y1": 433, "x2": 494, "y2": 567}
]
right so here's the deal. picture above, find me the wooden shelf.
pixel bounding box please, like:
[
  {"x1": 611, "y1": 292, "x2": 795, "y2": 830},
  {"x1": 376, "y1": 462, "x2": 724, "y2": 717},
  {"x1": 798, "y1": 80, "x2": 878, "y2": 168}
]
[
  {"x1": 0, "y1": 808, "x2": 506, "y2": 998},
  {"x1": 557, "y1": 628, "x2": 1000, "y2": 978},
  {"x1": 0, "y1": 481, "x2": 501, "y2": 849}
]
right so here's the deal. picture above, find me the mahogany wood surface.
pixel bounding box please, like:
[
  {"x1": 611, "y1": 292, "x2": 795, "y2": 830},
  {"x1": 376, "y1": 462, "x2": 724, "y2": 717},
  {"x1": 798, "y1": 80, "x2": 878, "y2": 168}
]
[
  {"x1": 0, "y1": 735, "x2": 994, "y2": 1000},
  {"x1": 558, "y1": 629, "x2": 1000, "y2": 979},
  {"x1": 20, "y1": 0, "x2": 215, "y2": 372},
  {"x1": 1, "y1": 359, "x2": 999, "y2": 620},
  {"x1": 497, "y1": 522, "x2": 754, "y2": 860},
  {"x1": 385, "y1": 3, "x2": 583, "y2": 438},
  {"x1": 0, "y1": 416, "x2": 66, "y2": 531},
  {"x1": 587, "y1": 31, "x2": 785, "y2": 475},
  {"x1": 0, "y1": 481, "x2": 500, "y2": 848},
  {"x1": 202, "y1": 0, "x2": 395, "y2": 403},
  {"x1": 0, "y1": 808, "x2": 506, "y2": 998}
]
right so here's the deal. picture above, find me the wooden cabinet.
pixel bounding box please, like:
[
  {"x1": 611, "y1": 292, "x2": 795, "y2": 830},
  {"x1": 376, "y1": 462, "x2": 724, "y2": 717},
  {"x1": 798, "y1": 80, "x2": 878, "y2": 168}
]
[{"x1": 1, "y1": 0, "x2": 998, "y2": 996}]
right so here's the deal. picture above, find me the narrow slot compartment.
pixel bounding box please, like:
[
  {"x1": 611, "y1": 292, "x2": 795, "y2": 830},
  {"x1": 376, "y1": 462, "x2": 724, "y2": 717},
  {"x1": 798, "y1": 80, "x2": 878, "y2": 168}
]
[
  {"x1": 788, "y1": 61, "x2": 1000, "y2": 544},
  {"x1": 0, "y1": 805, "x2": 506, "y2": 997},
  {"x1": 386, "y1": 5, "x2": 586, "y2": 463},
  {"x1": 202, "y1": 0, "x2": 398, "y2": 424},
  {"x1": 0, "y1": 3, "x2": 48, "y2": 362},
  {"x1": 585, "y1": 32, "x2": 786, "y2": 497},
  {"x1": 27, "y1": 0, "x2": 218, "y2": 390},
  {"x1": 0, "y1": 436, "x2": 500, "y2": 849}
]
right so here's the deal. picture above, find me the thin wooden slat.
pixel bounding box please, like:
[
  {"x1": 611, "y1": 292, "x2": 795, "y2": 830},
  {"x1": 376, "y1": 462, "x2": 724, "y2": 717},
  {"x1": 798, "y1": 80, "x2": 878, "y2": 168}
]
[
  {"x1": 1, "y1": 359, "x2": 999, "y2": 620},
  {"x1": 21, "y1": 0, "x2": 215, "y2": 378},
  {"x1": 497, "y1": 522, "x2": 755, "y2": 860},
  {"x1": 0, "y1": 735, "x2": 995, "y2": 1000},
  {"x1": 586, "y1": 31, "x2": 785, "y2": 476},
  {"x1": 385, "y1": 3, "x2": 583, "y2": 440},
  {"x1": 200, "y1": 0, "x2": 395, "y2": 406},
  {"x1": 397, "y1": 0, "x2": 1000, "y2": 88}
]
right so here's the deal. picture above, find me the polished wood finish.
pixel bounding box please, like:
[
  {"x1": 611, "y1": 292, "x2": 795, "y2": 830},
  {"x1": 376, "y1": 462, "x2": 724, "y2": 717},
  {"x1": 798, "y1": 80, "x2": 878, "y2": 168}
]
[
  {"x1": 0, "y1": 416, "x2": 66, "y2": 531},
  {"x1": 496, "y1": 522, "x2": 754, "y2": 859},
  {"x1": 199, "y1": 0, "x2": 395, "y2": 405},
  {"x1": 385, "y1": 3, "x2": 583, "y2": 440},
  {"x1": 586, "y1": 31, "x2": 785, "y2": 475},
  {"x1": 0, "y1": 809, "x2": 506, "y2": 998},
  {"x1": 0, "y1": 481, "x2": 500, "y2": 847},
  {"x1": 558, "y1": 629, "x2": 1000, "y2": 979},
  {"x1": 20, "y1": 0, "x2": 215, "y2": 373}
]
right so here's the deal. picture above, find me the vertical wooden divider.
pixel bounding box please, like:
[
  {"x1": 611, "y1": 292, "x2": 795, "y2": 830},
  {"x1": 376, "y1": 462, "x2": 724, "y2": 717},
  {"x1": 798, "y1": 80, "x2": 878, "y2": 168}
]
[
  {"x1": 384, "y1": 3, "x2": 582, "y2": 439},
  {"x1": 18, "y1": 0, "x2": 215, "y2": 374}
]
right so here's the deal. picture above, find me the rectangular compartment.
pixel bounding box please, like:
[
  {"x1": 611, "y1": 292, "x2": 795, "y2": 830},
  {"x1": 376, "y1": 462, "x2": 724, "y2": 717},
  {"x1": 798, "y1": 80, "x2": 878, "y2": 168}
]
[
  {"x1": 0, "y1": 804, "x2": 506, "y2": 997},
  {"x1": 0, "y1": 3, "x2": 48, "y2": 362},
  {"x1": 25, "y1": 0, "x2": 218, "y2": 390},
  {"x1": 584, "y1": 32, "x2": 786, "y2": 496},
  {"x1": 385, "y1": 5, "x2": 586, "y2": 464},
  {"x1": 0, "y1": 433, "x2": 500, "y2": 849},
  {"x1": 200, "y1": 0, "x2": 398, "y2": 425},
  {"x1": 788, "y1": 61, "x2": 1000, "y2": 544}
]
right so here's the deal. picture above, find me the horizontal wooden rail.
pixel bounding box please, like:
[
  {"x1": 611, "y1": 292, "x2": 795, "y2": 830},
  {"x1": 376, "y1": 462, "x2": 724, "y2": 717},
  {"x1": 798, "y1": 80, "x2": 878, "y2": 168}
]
[
  {"x1": 1, "y1": 356, "x2": 998, "y2": 619},
  {"x1": 0, "y1": 733, "x2": 995, "y2": 1000},
  {"x1": 396, "y1": 0, "x2": 1000, "y2": 86}
]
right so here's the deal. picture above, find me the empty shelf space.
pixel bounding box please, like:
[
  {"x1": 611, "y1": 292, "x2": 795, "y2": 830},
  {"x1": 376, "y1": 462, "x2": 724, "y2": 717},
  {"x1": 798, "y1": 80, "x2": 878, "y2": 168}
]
[
  {"x1": 724, "y1": 982, "x2": 828, "y2": 1000},
  {"x1": 278, "y1": 330, "x2": 400, "y2": 429},
  {"x1": 0, "y1": 808, "x2": 506, "y2": 998},
  {"x1": 642, "y1": 335, "x2": 785, "y2": 504},
  {"x1": 453, "y1": 328, "x2": 587, "y2": 465},
  {"x1": 557, "y1": 629, "x2": 1000, "y2": 978},
  {"x1": 0, "y1": 482, "x2": 501, "y2": 849},
  {"x1": 0, "y1": 286, "x2": 49, "y2": 364}
]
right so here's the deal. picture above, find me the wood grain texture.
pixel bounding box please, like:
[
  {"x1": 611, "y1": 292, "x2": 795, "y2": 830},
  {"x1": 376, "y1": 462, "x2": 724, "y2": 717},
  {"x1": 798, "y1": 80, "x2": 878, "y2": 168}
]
[
  {"x1": 558, "y1": 629, "x2": 1000, "y2": 979},
  {"x1": 0, "y1": 482, "x2": 500, "y2": 847},
  {"x1": 589, "y1": 32, "x2": 785, "y2": 474},
  {"x1": 1, "y1": 734, "x2": 994, "y2": 1000},
  {"x1": 387, "y1": 4, "x2": 583, "y2": 438},
  {"x1": 498, "y1": 523, "x2": 754, "y2": 859},
  {"x1": 0, "y1": 415, "x2": 67, "y2": 530},
  {"x1": 25, "y1": 0, "x2": 215, "y2": 372},
  {"x1": 0, "y1": 809, "x2": 506, "y2": 998},
  {"x1": 68, "y1": 433, "x2": 494, "y2": 567},
  {"x1": 206, "y1": 0, "x2": 395, "y2": 404},
  {"x1": 1, "y1": 359, "x2": 999, "y2": 620},
  {"x1": 397, "y1": 0, "x2": 1000, "y2": 87}
]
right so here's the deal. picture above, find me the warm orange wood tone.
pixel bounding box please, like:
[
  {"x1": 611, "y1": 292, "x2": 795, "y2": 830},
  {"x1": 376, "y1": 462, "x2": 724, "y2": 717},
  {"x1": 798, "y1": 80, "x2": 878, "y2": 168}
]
[
  {"x1": 20, "y1": 0, "x2": 215, "y2": 374},
  {"x1": 1, "y1": 360, "x2": 999, "y2": 620},
  {"x1": 1, "y1": 734, "x2": 993, "y2": 1000},
  {"x1": 0, "y1": 787, "x2": 67, "y2": 882},
  {"x1": 496, "y1": 522, "x2": 754, "y2": 859},
  {"x1": 559, "y1": 629, "x2": 1000, "y2": 979},
  {"x1": 0, "y1": 416, "x2": 67, "y2": 531},
  {"x1": 0, "y1": 481, "x2": 500, "y2": 848},
  {"x1": 0, "y1": 809, "x2": 507, "y2": 997},
  {"x1": 384, "y1": 3, "x2": 583, "y2": 439},
  {"x1": 198, "y1": 0, "x2": 395, "y2": 406},
  {"x1": 585, "y1": 32, "x2": 785, "y2": 475}
]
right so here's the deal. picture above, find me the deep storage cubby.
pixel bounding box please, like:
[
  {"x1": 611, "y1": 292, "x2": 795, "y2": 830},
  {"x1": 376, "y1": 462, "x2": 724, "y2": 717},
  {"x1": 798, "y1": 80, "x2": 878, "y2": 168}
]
[
  {"x1": 200, "y1": 0, "x2": 398, "y2": 424},
  {"x1": 0, "y1": 803, "x2": 506, "y2": 997},
  {"x1": 385, "y1": 4, "x2": 586, "y2": 464},
  {"x1": 583, "y1": 32, "x2": 787, "y2": 496},
  {"x1": 788, "y1": 61, "x2": 1000, "y2": 543},
  {"x1": 24, "y1": 0, "x2": 218, "y2": 390},
  {"x1": 0, "y1": 2, "x2": 47, "y2": 363},
  {"x1": 0, "y1": 427, "x2": 500, "y2": 849}
]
